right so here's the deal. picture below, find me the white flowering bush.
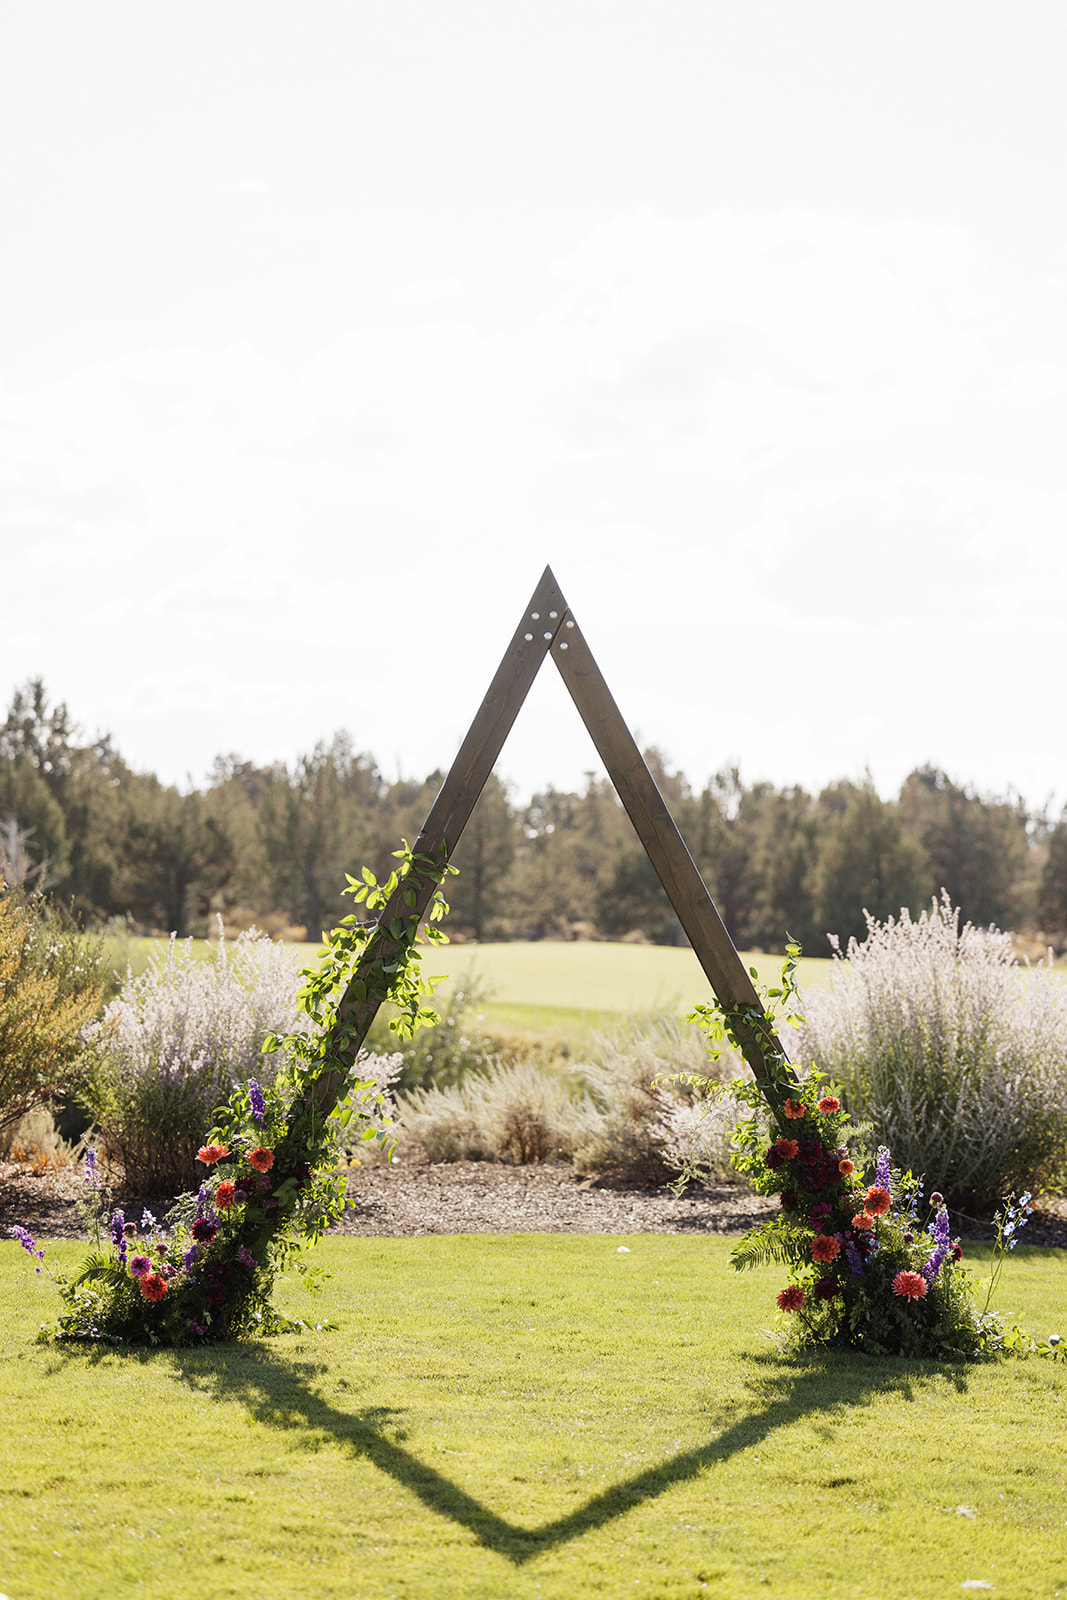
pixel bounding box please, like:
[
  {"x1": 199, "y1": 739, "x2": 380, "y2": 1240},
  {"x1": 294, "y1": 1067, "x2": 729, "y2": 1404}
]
[
  {"x1": 799, "y1": 894, "x2": 1067, "y2": 1212},
  {"x1": 80, "y1": 928, "x2": 306, "y2": 1194}
]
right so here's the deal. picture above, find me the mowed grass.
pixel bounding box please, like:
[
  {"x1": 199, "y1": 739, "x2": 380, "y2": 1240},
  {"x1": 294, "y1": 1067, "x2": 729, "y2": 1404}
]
[{"x1": 2, "y1": 1235, "x2": 1066, "y2": 1600}]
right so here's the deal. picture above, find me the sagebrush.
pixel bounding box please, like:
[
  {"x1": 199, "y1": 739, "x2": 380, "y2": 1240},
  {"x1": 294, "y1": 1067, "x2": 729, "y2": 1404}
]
[{"x1": 799, "y1": 893, "x2": 1067, "y2": 1211}]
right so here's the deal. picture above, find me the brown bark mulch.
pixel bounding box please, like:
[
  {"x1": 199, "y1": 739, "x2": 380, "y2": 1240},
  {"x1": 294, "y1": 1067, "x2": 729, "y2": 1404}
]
[{"x1": 4, "y1": 1158, "x2": 1067, "y2": 1248}]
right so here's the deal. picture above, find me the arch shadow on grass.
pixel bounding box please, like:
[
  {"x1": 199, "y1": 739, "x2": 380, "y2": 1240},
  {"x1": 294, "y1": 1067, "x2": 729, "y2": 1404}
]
[{"x1": 134, "y1": 1345, "x2": 971, "y2": 1565}]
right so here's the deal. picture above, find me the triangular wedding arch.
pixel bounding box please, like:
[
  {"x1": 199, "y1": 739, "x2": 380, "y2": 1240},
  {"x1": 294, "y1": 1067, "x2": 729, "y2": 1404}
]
[{"x1": 309, "y1": 566, "x2": 788, "y2": 1113}]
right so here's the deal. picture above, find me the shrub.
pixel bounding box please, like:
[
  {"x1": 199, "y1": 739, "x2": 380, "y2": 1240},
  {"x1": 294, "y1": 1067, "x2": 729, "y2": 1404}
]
[
  {"x1": 80, "y1": 927, "x2": 305, "y2": 1195},
  {"x1": 798, "y1": 893, "x2": 1067, "y2": 1212},
  {"x1": 0, "y1": 884, "x2": 107, "y2": 1135},
  {"x1": 573, "y1": 1014, "x2": 739, "y2": 1185}
]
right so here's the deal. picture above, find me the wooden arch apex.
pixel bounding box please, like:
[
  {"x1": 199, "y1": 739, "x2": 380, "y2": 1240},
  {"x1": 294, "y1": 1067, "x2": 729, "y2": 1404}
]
[{"x1": 305, "y1": 566, "x2": 789, "y2": 1118}]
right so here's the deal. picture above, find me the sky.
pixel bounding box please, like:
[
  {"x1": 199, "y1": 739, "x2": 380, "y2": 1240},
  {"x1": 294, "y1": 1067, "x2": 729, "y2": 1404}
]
[{"x1": 3, "y1": 2, "x2": 1067, "y2": 813}]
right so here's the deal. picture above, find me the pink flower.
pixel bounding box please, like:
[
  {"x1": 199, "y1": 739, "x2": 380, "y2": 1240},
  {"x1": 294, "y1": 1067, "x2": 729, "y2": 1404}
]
[{"x1": 128, "y1": 1254, "x2": 152, "y2": 1279}]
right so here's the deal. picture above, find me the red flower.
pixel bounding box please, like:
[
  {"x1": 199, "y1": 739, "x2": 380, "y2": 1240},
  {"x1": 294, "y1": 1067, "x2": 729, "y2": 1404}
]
[
  {"x1": 139, "y1": 1273, "x2": 167, "y2": 1302},
  {"x1": 783, "y1": 1098, "x2": 806, "y2": 1120},
  {"x1": 893, "y1": 1270, "x2": 927, "y2": 1300},
  {"x1": 774, "y1": 1138, "x2": 800, "y2": 1161},
  {"x1": 247, "y1": 1147, "x2": 275, "y2": 1173},
  {"x1": 817, "y1": 1096, "x2": 840, "y2": 1114},
  {"x1": 864, "y1": 1186, "x2": 892, "y2": 1217},
  {"x1": 951, "y1": 1243, "x2": 963, "y2": 1261},
  {"x1": 197, "y1": 1144, "x2": 229, "y2": 1165},
  {"x1": 215, "y1": 1181, "x2": 237, "y2": 1211},
  {"x1": 838, "y1": 1158, "x2": 855, "y2": 1176},
  {"x1": 851, "y1": 1212, "x2": 874, "y2": 1232},
  {"x1": 813, "y1": 1276, "x2": 839, "y2": 1300},
  {"x1": 811, "y1": 1233, "x2": 841, "y2": 1263},
  {"x1": 776, "y1": 1285, "x2": 806, "y2": 1312}
]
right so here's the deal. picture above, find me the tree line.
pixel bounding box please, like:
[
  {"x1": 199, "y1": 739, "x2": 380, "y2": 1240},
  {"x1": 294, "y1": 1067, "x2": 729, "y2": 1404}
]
[{"x1": 4, "y1": 677, "x2": 1067, "y2": 954}]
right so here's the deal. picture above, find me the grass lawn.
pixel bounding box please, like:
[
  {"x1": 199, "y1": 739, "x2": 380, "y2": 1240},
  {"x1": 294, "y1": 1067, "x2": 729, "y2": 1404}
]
[{"x1": 2, "y1": 1234, "x2": 1065, "y2": 1600}]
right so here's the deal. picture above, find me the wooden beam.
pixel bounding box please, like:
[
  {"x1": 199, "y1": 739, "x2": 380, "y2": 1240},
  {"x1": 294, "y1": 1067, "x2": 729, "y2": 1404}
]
[{"x1": 549, "y1": 609, "x2": 790, "y2": 1082}]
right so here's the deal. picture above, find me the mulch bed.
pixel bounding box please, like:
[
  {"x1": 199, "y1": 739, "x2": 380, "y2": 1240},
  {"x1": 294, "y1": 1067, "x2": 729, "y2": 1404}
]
[{"x1": 4, "y1": 1158, "x2": 1067, "y2": 1247}]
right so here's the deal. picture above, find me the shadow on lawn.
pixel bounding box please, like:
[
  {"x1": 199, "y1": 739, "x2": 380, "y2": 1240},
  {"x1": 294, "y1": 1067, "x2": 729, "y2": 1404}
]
[{"x1": 133, "y1": 1346, "x2": 970, "y2": 1564}]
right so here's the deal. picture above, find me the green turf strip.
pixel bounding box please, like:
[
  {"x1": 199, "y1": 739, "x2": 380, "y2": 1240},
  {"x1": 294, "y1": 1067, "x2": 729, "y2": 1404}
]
[{"x1": 2, "y1": 1235, "x2": 1065, "y2": 1600}]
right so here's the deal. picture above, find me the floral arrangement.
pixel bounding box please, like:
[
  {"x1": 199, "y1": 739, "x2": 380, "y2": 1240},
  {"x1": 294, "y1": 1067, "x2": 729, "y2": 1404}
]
[
  {"x1": 672, "y1": 948, "x2": 1063, "y2": 1362},
  {"x1": 13, "y1": 842, "x2": 455, "y2": 1347},
  {"x1": 727, "y1": 1069, "x2": 991, "y2": 1357}
]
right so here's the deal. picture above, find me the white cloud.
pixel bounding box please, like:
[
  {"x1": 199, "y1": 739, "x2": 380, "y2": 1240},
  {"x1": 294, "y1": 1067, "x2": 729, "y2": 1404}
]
[{"x1": 1, "y1": 207, "x2": 1064, "y2": 806}]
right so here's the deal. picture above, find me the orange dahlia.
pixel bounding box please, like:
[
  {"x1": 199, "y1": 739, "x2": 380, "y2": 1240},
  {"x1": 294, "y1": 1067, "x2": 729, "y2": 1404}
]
[
  {"x1": 811, "y1": 1233, "x2": 841, "y2": 1263},
  {"x1": 215, "y1": 1181, "x2": 237, "y2": 1210},
  {"x1": 774, "y1": 1137, "x2": 800, "y2": 1161},
  {"x1": 838, "y1": 1158, "x2": 855, "y2": 1176},
  {"x1": 783, "y1": 1098, "x2": 806, "y2": 1120},
  {"x1": 139, "y1": 1273, "x2": 167, "y2": 1302},
  {"x1": 197, "y1": 1144, "x2": 229, "y2": 1165},
  {"x1": 892, "y1": 1270, "x2": 927, "y2": 1300},
  {"x1": 776, "y1": 1285, "x2": 806, "y2": 1312},
  {"x1": 851, "y1": 1212, "x2": 874, "y2": 1232},
  {"x1": 247, "y1": 1147, "x2": 275, "y2": 1173},
  {"x1": 864, "y1": 1186, "x2": 892, "y2": 1217},
  {"x1": 817, "y1": 1096, "x2": 840, "y2": 1114}
]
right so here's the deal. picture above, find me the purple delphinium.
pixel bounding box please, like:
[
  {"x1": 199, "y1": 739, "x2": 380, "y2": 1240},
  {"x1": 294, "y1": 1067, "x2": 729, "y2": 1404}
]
[
  {"x1": 875, "y1": 1145, "x2": 892, "y2": 1196},
  {"x1": 128, "y1": 1254, "x2": 152, "y2": 1280},
  {"x1": 9, "y1": 1225, "x2": 45, "y2": 1270},
  {"x1": 248, "y1": 1078, "x2": 265, "y2": 1123},
  {"x1": 182, "y1": 1243, "x2": 200, "y2": 1271},
  {"x1": 844, "y1": 1237, "x2": 865, "y2": 1276},
  {"x1": 189, "y1": 1319, "x2": 207, "y2": 1337},
  {"x1": 83, "y1": 1147, "x2": 98, "y2": 1188},
  {"x1": 923, "y1": 1204, "x2": 952, "y2": 1281},
  {"x1": 110, "y1": 1210, "x2": 128, "y2": 1265},
  {"x1": 237, "y1": 1246, "x2": 256, "y2": 1268},
  {"x1": 141, "y1": 1208, "x2": 158, "y2": 1234}
]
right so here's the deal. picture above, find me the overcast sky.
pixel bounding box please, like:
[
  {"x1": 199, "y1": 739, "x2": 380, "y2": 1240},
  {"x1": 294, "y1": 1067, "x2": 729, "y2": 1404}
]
[{"x1": 3, "y1": 2, "x2": 1066, "y2": 812}]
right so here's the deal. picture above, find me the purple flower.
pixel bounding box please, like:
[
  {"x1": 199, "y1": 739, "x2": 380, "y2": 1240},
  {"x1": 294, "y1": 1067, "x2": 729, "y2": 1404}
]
[
  {"x1": 875, "y1": 1146, "x2": 892, "y2": 1196},
  {"x1": 128, "y1": 1254, "x2": 152, "y2": 1280},
  {"x1": 110, "y1": 1210, "x2": 128, "y2": 1264},
  {"x1": 8, "y1": 1225, "x2": 45, "y2": 1261},
  {"x1": 189, "y1": 1319, "x2": 207, "y2": 1337},
  {"x1": 844, "y1": 1237, "x2": 865, "y2": 1277},
  {"x1": 141, "y1": 1208, "x2": 158, "y2": 1234},
  {"x1": 248, "y1": 1078, "x2": 265, "y2": 1123},
  {"x1": 237, "y1": 1246, "x2": 256, "y2": 1268},
  {"x1": 182, "y1": 1244, "x2": 199, "y2": 1271},
  {"x1": 923, "y1": 1204, "x2": 951, "y2": 1281},
  {"x1": 83, "y1": 1147, "x2": 98, "y2": 1187},
  {"x1": 262, "y1": 1198, "x2": 279, "y2": 1211}
]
